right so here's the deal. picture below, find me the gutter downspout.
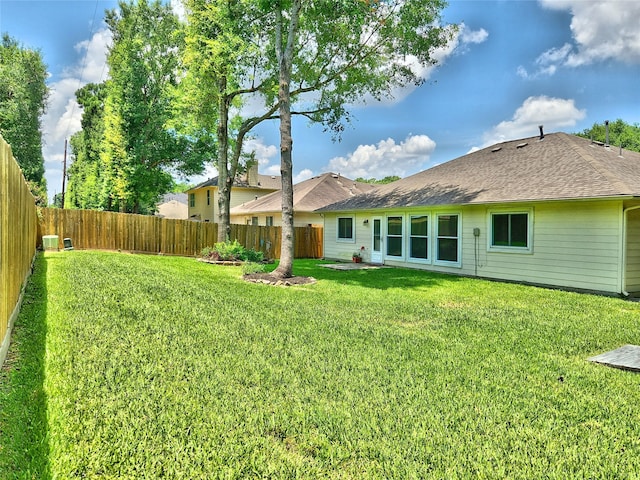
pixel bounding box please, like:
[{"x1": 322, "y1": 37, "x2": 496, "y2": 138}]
[{"x1": 621, "y1": 204, "x2": 640, "y2": 296}]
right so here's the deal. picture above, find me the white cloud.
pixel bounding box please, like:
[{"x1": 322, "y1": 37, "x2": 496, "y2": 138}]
[
  {"x1": 43, "y1": 28, "x2": 111, "y2": 198},
  {"x1": 479, "y1": 95, "x2": 586, "y2": 147},
  {"x1": 359, "y1": 22, "x2": 488, "y2": 106},
  {"x1": 326, "y1": 134, "x2": 436, "y2": 180},
  {"x1": 170, "y1": 0, "x2": 187, "y2": 22},
  {"x1": 294, "y1": 169, "x2": 314, "y2": 184},
  {"x1": 534, "y1": 0, "x2": 640, "y2": 70},
  {"x1": 459, "y1": 24, "x2": 489, "y2": 47}
]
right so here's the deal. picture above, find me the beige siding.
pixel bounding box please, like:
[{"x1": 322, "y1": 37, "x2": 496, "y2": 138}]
[
  {"x1": 323, "y1": 200, "x2": 624, "y2": 293},
  {"x1": 156, "y1": 200, "x2": 188, "y2": 220},
  {"x1": 230, "y1": 211, "x2": 323, "y2": 227},
  {"x1": 625, "y1": 208, "x2": 640, "y2": 293},
  {"x1": 188, "y1": 186, "x2": 277, "y2": 223},
  {"x1": 188, "y1": 188, "x2": 215, "y2": 222}
]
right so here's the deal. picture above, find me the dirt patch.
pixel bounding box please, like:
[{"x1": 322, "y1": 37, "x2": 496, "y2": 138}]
[{"x1": 243, "y1": 273, "x2": 317, "y2": 286}]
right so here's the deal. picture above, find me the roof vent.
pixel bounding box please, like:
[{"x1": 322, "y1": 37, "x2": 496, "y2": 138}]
[
  {"x1": 605, "y1": 120, "x2": 610, "y2": 147},
  {"x1": 538, "y1": 125, "x2": 544, "y2": 140},
  {"x1": 491, "y1": 147, "x2": 502, "y2": 153},
  {"x1": 516, "y1": 142, "x2": 528, "y2": 149}
]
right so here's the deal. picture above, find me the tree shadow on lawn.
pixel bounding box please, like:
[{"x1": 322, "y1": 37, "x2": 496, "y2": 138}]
[
  {"x1": 0, "y1": 253, "x2": 50, "y2": 479},
  {"x1": 290, "y1": 260, "x2": 463, "y2": 290}
]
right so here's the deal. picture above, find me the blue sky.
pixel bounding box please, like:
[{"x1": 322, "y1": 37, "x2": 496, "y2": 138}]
[{"x1": 1, "y1": 0, "x2": 639, "y2": 201}]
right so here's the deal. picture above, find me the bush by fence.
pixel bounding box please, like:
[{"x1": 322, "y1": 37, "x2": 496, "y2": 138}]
[
  {"x1": 1, "y1": 134, "x2": 38, "y2": 367},
  {"x1": 39, "y1": 208, "x2": 323, "y2": 259}
]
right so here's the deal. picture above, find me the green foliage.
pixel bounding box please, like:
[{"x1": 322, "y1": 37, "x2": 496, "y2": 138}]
[
  {"x1": 74, "y1": 0, "x2": 211, "y2": 214},
  {"x1": 242, "y1": 261, "x2": 266, "y2": 274},
  {"x1": 0, "y1": 34, "x2": 48, "y2": 204},
  {"x1": 5, "y1": 252, "x2": 640, "y2": 477},
  {"x1": 355, "y1": 175, "x2": 401, "y2": 184},
  {"x1": 66, "y1": 83, "x2": 107, "y2": 210},
  {"x1": 577, "y1": 119, "x2": 640, "y2": 153},
  {"x1": 201, "y1": 240, "x2": 265, "y2": 262}
]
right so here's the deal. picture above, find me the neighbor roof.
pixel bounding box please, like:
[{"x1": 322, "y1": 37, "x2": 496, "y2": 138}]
[
  {"x1": 230, "y1": 173, "x2": 375, "y2": 215},
  {"x1": 189, "y1": 173, "x2": 281, "y2": 191},
  {"x1": 318, "y1": 132, "x2": 640, "y2": 212}
]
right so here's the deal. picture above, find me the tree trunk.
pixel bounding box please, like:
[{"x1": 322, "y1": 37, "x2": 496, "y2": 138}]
[
  {"x1": 272, "y1": 1, "x2": 301, "y2": 279},
  {"x1": 216, "y1": 76, "x2": 231, "y2": 242}
]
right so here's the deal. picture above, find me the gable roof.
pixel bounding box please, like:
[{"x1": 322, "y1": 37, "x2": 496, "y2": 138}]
[
  {"x1": 159, "y1": 193, "x2": 187, "y2": 205},
  {"x1": 230, "y1": 173, "x2": 375, "y2": 215},
  {"x1": 189, "y1": 173, "x2": 281, "y2": 192},
  {"x1": 319, "y1": 132, "x2": 640, "y2": 212}
]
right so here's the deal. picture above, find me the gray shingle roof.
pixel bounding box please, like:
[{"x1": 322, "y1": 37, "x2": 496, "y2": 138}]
[
  {"x1": 230, "y1": 173, "x2": 375, "y2": 214},
  {"x1": 318, "y1": 133, "x2": 640, "y2": 212}
]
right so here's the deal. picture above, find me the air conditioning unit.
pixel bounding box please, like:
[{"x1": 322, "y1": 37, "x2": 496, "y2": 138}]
[{"x1": 42, "y1": 235, "x2": 59, "y2": 251}]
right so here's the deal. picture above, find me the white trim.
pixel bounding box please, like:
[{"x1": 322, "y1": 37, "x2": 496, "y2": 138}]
[
  {"x1": 385, "y1": 214, "x2": 404, "y2": 260},
  {"x1": 336, "y1": 215, "x2": 355, "y2": 243},
  {"x1": 407, "y1": 214, "x2": 431, "y2": 264},
  {"x1": 487, "y1": 207, "x2": 534, "y2": 254},
  {"x1": 434, "y1": 212, "x2": 461, "y2": 267}
]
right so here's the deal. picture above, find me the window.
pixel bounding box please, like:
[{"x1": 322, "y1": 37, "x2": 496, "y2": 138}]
[
  {"x1": 387, "y1": 216, "x2": 403, "y2": 257},
  {"x1": 207, "y1": 189, "x2": 211, "y2": 206},
  {"x1": 410, "y1": 215, "x2": 429, "y2": 260},
  {"x1": 436, "y1": 214, "x2": 459, "y2": 263},
  {"x1": 189, "y1": 193, "x2": 195, "y2": 208},
  {"x1": 251, "y1": 216, "x2": 258, "y2": 226},
  {"x1": 337, "y1": 217, "x2": 354, "y2": 241},
  {"x1": 491, "y1": 212, "x2": 529, "y2": 249},
  {"x1": 266, "y1": 216, "x2": 274, "y2": 227}
]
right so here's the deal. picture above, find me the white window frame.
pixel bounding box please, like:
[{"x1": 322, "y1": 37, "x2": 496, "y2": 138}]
[
  {"x1": 408, "y1": 214, "x2": 430, "y2": 264},
  {"x1": 487, "y1": 208, "x2": 533, "y2": 254},
  {"x1": 337, "y1": 216, "x2": 355, "y2": 243},
  {"x1": 434, "y1": 213, "x2": 461, "y2": 267},
  {"x1": 386, "y1": 215, "x2": 404, "y2": 259}
]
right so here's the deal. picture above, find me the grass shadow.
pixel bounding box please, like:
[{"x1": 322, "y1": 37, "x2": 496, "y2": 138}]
[{"x1": 0, "y1": 252, "x2": 50, "y2": 479}]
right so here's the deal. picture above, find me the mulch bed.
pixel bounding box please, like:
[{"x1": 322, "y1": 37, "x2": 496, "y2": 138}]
[{"x1": 243, "y1": 273, "x2": 317, "y2": 286}]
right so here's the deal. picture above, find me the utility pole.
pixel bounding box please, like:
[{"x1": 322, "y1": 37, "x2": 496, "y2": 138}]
[{"x1": 61, "y1": 138, "x2": 67, "y2": 209}]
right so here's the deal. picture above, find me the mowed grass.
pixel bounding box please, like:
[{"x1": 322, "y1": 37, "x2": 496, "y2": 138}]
[{"x1": 2, "y1": 251, "x2": 640, "y2": 478}]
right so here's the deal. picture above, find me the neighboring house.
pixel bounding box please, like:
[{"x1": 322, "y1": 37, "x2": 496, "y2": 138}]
[
  {"x1": 186, "y1": 165, "x2": 281, "y2": 222},
  {"x1": 155, "y1": 193, "x2": 188, "y2": 219},
  {"x1": 230, "y1": 172, "x2": 375, "y2": 227},
  {"x1": 318, "y1": 131, "x2": 640, "y2": 295}
]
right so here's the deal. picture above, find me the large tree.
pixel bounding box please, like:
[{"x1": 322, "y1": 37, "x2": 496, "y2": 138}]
[
  {"x1": 0, "y1": 34, "x2": 48, "y2": 205},
  {"x1": 66, "y1": 83, "x2": 107, "y2": 209},
  {"x1": 179, "y1": 0, "x2": 279, "y2": 241},
  {"x1": 100, "y1": 0, "x2": 208, "y2": 213},
  {"x1": 263, "y1": 0, "x2": 454, "y2": 278}
]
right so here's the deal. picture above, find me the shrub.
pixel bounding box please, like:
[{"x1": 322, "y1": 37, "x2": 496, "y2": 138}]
[
  {"x1": 213, "y1": 240, "x2": 245, "y2": 261},
  {"x1": 201, "y1": 241, "x2": 265, "y2": 263}
]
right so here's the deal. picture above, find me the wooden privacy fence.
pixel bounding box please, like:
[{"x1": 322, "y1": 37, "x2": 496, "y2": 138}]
[
  {"x1": 1, "y1": 134, "x2": 38, "y2": 367},
  {"x1": 39, "y1": 208, "x2": 323, "y2": 259}
]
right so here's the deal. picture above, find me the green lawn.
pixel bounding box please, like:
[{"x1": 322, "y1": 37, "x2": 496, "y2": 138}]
[{"x1": 2, "y1": 251, "x2": 640, "y2": 478}]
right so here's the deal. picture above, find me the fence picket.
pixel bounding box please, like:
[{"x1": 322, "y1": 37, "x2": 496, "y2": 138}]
[{"x1": 38, "y1": 208, "x2": 323, "y2": 259}]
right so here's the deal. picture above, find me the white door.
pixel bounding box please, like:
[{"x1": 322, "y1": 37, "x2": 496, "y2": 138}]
[{"x1": 371, "y1": 217, "x2": 383, "y2": 263}]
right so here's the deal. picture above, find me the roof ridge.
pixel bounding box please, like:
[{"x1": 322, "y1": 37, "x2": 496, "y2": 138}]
[{"x1": 564, "y1": 133, "x2": 633, "y2": 195}]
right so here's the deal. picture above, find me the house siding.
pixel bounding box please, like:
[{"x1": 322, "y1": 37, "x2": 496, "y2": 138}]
[
  {"x1": 323, "y1": 199, "x2": 624, "y2": 293},
  {"x1": 625, "y1": 208, "x2": 640, "y2": 293},
  {"x1": 188, "y1": 187, "x2": 277, "y2": 223}
]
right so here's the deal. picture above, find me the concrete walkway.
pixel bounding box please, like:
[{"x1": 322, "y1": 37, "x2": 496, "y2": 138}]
[{"x1": 320, "y1": 262, "x2": 386, "y2": 271}]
